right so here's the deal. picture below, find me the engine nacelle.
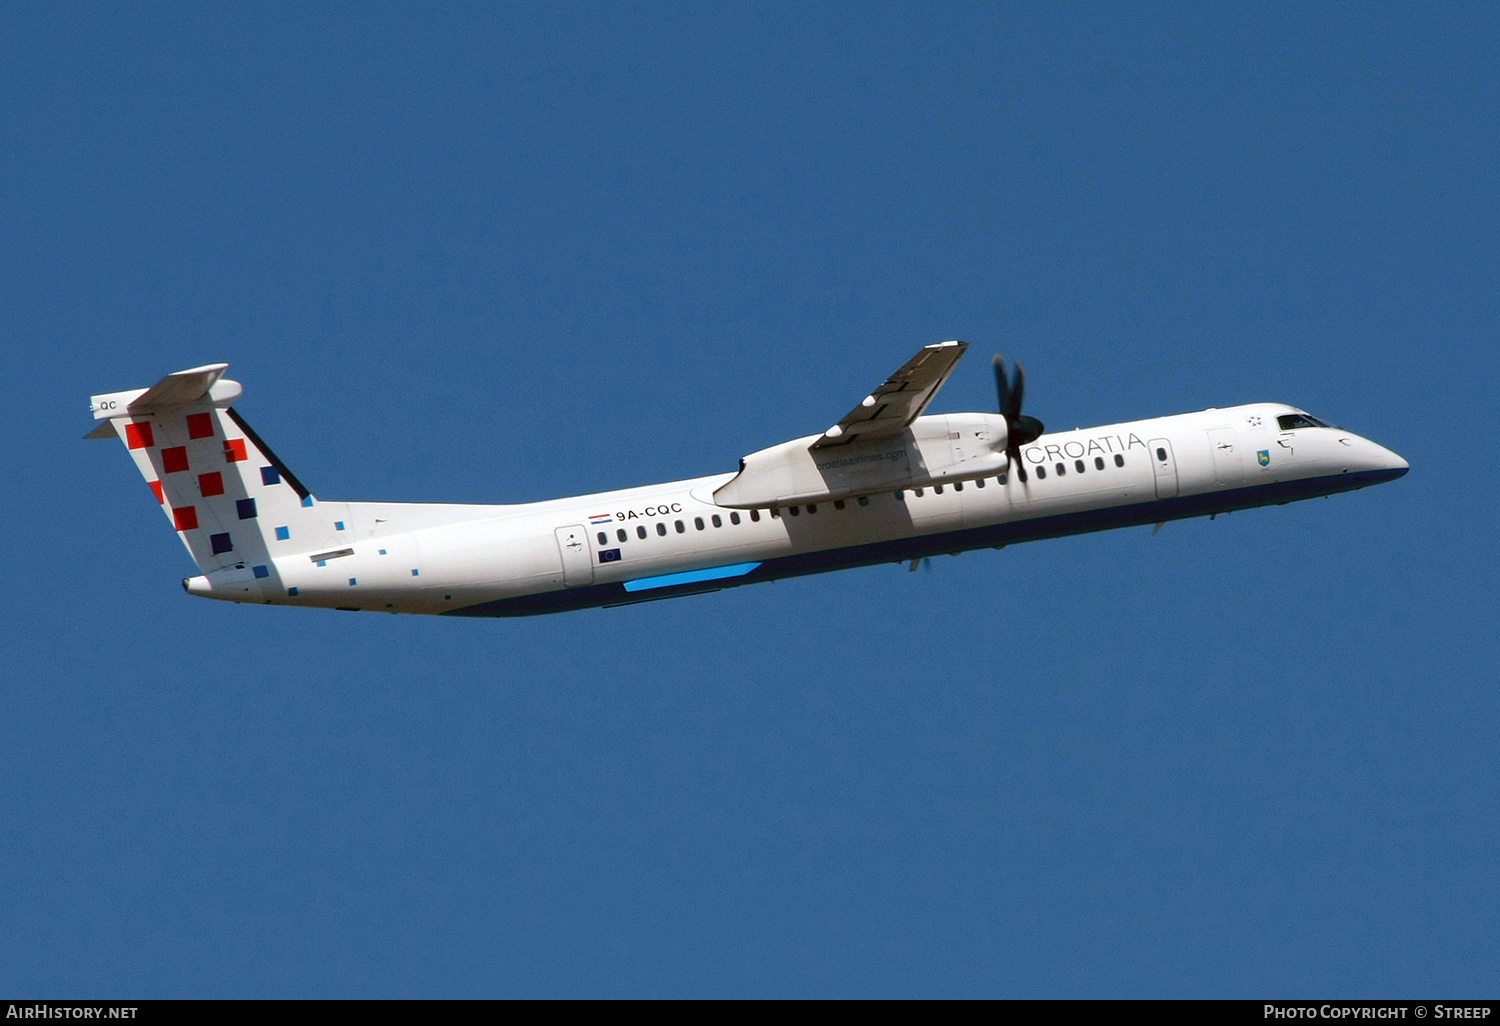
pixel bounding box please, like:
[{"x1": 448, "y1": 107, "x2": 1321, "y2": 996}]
[{"x1": 713, "y1": 413, "x2": 1010, "y2": 508}]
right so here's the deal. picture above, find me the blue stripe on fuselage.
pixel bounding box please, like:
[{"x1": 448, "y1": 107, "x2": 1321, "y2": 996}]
[{"x1": 623, "y1": 562, "x2": 762, "y2": 592}]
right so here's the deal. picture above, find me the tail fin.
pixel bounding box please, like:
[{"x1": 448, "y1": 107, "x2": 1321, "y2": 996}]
[{"x1": 88, "y1": 364, "x2": 333, "y2": 592}]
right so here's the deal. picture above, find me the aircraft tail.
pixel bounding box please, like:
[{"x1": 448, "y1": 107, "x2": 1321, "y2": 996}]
[{"x1": 88, "y1": 364, "x2": 335, "y2": 596}]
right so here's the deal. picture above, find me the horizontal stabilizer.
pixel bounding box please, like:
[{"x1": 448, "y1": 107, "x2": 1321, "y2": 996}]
[
  {"x1": 90, "y1": 363, "x2": 242, "y2": 421},
  {"x1": 131, "y1": 363, "x2": 230, "y2": 409}
]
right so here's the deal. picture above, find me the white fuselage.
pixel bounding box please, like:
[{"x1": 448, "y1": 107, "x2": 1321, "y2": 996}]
[{"x1": 184, "y1": 402, "x2": 1407, "y2": 617}]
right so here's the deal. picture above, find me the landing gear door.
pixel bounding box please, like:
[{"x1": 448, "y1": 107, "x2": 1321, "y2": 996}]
[
  {"x1": 554, "y1": 525, "x2": 594, "y2": 587},
  {"x1": 1149, "y1": 438, "x2": 1179, "y2": 498}
]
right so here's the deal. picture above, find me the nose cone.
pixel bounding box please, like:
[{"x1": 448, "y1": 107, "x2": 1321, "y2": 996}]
[{"x1": 1346, "y1": 435, "x2": 1408, "y2": 485}]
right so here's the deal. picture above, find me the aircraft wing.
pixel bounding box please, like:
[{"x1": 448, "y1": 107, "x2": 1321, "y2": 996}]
[{"x1": 811, "y1": 340, "x2": 968, "y2": 448}]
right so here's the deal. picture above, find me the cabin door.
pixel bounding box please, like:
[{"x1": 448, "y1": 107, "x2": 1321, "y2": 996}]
[
  {"x1": 1208, "y1": 427, "x2": 1243, "y2": 487},
  {"x1": 554, "y1": 525, "x2": 594, "y2": 587},
  {"x1": 1149, "y1": 438, "x2": 1179, "y2": 498}
]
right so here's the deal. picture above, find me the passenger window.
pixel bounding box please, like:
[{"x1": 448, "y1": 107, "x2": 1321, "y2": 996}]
[
  {"x1": 637, "y1": 525, "x2": 647, "y2": 539},
  {"x1": 953, "y1": 481, "x2": 962, "y2": 491},
  {"x1": 974, "y1": 479, "x2": 984, "y2": 489},
  {"x1": 656, "y1": 522, "x2": 667, "y2": 536},
  {"x1": 858, "y1": 496, "x2": 869, "y2": 506},
  {"x1": 597, "y1": 532, "x2": 608, "y2": 545},
  {"x1": 1075, "y1": 460, "x2": 1085, "y2": 474},
  {"x1": 1018, "y1": 467, "x2": 1028, "y2": 483},
  {"x1": 617, "y1": 529, "x2": 628, "y2": 543},
  {"x1": 695, "y1": 517, "x2": 705, "y2": 530},
  {"x1": 807, "y1": 504, "x2": 817, "y2": 514},
  {"x1": 1156, "y1": 447, "x2": 1167, "y2": 462},
  {"x1": 1095, "y1": 456, "x2": 1105, "y2": 470},
  {"x1": 675, "y1": 520, "x2": 685, "y2": 533},
  {"x1": 1055, "y1": 464, "x2": 1065, "y2": 476},
  {"x1": 895, "y1": 491, "x2": 906, "y2": 501},
  {"x1": 1036, "y1": 466, "x2": 1047, "y2": 479},
  {"x1": 788, "y1": 506, "x2": 800, "y2": 517},
  {"x1": 711, "y1": 514, "x2": 722, "y2": 527},
  {"x1": 750, "y1": 509, "x2": 761, "y2": 522},
  {"x1": 998, "y1": 473, "x2": 1007, "y2": 485},
  {"x1": 1114, "y1": 454, "x2": 1125, "y2": 467},
  {"x1": 833, "y1": 499, "x2": 845, "y2": 510},
  {"x1": 914, "y1": 488, "x2": 924, "y2": 497},
  {"x1": 934, "y1": 485, "x2": 943, "y2": 494},
  {"x1": 730, "y1": 512, "x2": 741, "y2": 525}
]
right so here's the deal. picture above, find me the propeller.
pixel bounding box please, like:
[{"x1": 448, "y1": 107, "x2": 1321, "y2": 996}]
[{"x1": 992, "y1": 355, "x2": 1044, "y2": 475}]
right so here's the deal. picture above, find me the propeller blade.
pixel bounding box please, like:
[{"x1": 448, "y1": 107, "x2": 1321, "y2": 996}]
[
  {"x1": 992, "y1": 355, "x2": 1009, "y2": 415},
  {"x1": 992, "y1": 353, "x2": 1044, "y2": 470}
]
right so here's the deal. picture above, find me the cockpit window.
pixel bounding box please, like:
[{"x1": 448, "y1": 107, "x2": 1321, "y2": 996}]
[{"x1": 1277, "y1": 413, "x2": 1332, "y2": 430}]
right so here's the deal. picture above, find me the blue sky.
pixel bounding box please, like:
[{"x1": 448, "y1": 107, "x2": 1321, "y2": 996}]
[{"x1": 3, "y1": 3, "x2": 1495, "y2": 997}]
